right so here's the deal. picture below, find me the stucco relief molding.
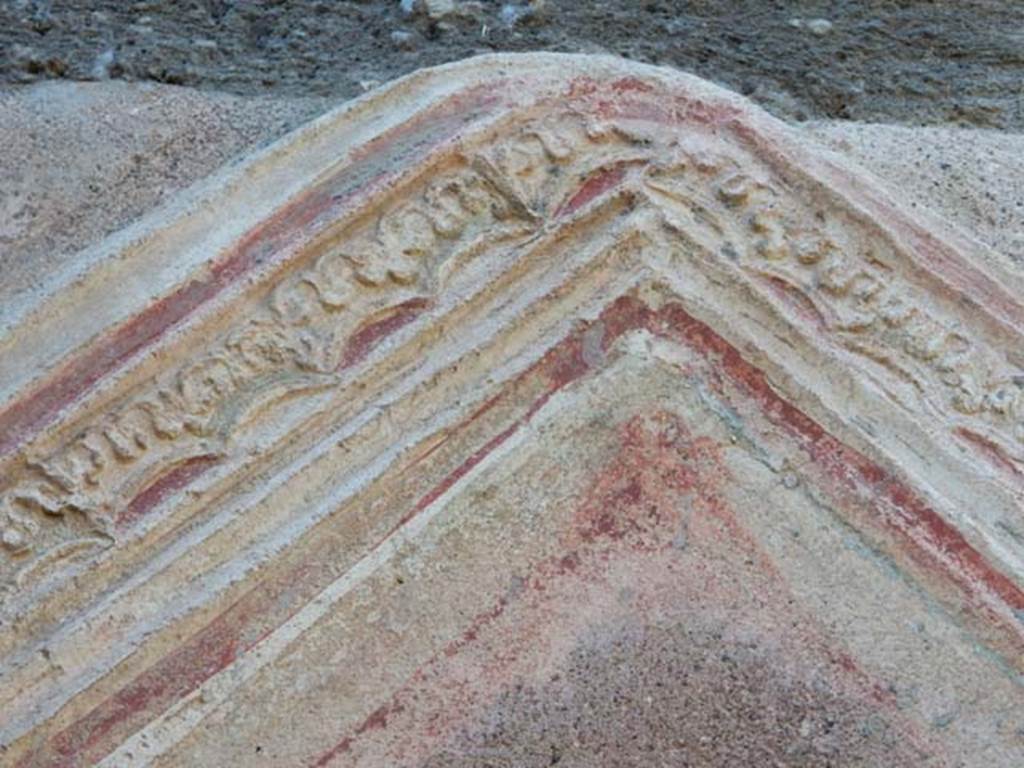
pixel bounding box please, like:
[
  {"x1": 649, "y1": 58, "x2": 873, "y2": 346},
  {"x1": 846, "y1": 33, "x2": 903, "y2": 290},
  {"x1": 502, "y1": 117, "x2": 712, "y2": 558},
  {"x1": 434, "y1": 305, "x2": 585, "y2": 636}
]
[{"x1": 1, "y1": 54, "x2": 1022, "y2": 604}]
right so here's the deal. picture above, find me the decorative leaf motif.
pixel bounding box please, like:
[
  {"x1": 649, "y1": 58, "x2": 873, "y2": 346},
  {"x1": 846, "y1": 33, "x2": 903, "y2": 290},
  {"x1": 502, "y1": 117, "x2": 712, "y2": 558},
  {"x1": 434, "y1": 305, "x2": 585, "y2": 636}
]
[{"x1": 4, "y1": 100, "x2": 1024, "y2": 599}]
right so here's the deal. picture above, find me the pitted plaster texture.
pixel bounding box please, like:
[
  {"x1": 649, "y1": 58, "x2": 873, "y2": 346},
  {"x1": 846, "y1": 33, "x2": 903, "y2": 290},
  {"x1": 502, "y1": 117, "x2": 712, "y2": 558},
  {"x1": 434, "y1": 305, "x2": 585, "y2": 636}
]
[{"x1": 1, "y1": 55, "x2": 1022, "y2": 767}]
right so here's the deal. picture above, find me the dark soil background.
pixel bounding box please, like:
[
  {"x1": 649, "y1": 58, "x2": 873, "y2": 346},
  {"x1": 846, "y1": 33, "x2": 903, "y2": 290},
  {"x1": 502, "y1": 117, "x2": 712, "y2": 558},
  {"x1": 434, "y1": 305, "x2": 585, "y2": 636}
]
[{"x1": 2, "y1": 0, "x2": 1023, "y2": 129}]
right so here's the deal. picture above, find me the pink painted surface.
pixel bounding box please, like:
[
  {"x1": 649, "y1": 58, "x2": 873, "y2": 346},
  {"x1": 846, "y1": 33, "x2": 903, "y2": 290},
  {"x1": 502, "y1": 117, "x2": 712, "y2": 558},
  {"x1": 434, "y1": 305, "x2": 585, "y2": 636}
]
[
  {"x1": 22, "y1": 296, "x2": 1024, "y2": 767},
  {"x1": 0, "y1": 86, "x2": 498, "y2": 461},
  {"x1": 5, "y1": 57, "x2": 1023, "y2": 768}
]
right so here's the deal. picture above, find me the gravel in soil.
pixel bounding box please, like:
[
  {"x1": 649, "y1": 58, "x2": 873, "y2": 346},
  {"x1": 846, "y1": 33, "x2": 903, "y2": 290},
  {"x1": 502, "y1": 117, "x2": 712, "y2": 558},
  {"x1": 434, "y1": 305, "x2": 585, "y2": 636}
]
[{"x1": 2, "y1": 1, "x2": 1023, "y2": 129}]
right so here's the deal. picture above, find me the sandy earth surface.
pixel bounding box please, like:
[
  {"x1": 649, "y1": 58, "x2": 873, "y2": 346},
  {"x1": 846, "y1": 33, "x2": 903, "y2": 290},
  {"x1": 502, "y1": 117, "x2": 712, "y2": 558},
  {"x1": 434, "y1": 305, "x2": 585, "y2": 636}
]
[
  {"x1": 2, "y1": 1, "x2": 1023, "y2": 129},
  {"x1": 806, "y1": 120, "x2": 1024, "y2": 265},
  {"x1": 0, "y1": 80, "x2": 326, "y2": 320}
]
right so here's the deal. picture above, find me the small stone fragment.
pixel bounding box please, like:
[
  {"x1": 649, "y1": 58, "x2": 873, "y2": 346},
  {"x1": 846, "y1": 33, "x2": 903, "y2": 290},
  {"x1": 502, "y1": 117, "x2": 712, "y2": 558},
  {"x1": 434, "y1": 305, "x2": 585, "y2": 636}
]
[
  {"x1": 788, "y1": 17, "x2": 833, "y2": 35},
  {"x1": 390, "y1": 30, "x2": 416, "y2": 50},
  {"x1": 500, "y1": 0, "x2": 546, "y2": 27},
  {"x1": 91, "y1": 48, "x2": 116, "y2": 80},
  {"x1": 426, "y1": 0, "x2": 457, "y2": 19},
  {"x1": 806, "y1": 18, "x2": 834, "y2": 35},
  {"x1": 400, "y1": 0, "x2": 461, "y2": 19}
]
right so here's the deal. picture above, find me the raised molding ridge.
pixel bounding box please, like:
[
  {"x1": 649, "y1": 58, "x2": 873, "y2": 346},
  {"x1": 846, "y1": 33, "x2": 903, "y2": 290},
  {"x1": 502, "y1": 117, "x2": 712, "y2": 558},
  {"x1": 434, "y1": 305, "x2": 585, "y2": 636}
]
[{"x1": 2, "y1": 54, "x2": 1023, "y2": 767}]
